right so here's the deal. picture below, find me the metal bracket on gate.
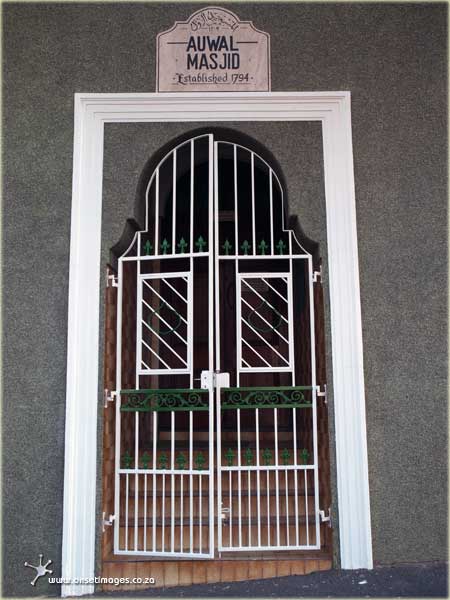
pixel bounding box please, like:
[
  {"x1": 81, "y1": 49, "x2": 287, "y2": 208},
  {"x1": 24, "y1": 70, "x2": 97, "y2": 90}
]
[
  {"x1": 106, "y1": 273, "x2": 118, "y2": 288},
  {"x1": 312, "y1": 266, "x2": 322, "y2": 283},
  {"x1": 317, "y1": 385, "x2": 327, "y2": 404},
  {"x1": 319, "y1": 507, "x2": 332, "y2": 528},
  {"x1": 104, "y1": 389, "x2": 117, "y2": 408},
  {"x1": 220, "y1": 506, "x2": 230, "y2": 521},
  {"x1": 200, "y1": 370, "x2": 230, "y2": 389},
  {"x1": 102, "y1": 512, "x2": 116, "y2": 533}
]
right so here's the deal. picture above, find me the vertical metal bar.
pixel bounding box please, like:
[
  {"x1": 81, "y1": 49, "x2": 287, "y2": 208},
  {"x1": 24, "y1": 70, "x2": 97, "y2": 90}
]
[
  {"x1": 134, "y1": 412, "x2": 139, "y2": 550},
  {"x1": 208, "y1": 135, "x2": 215, "y2": 557},
  {"x1": 190, "y1": 139, "x2": 194, "y2": 262},
  {"x1": 305, "y1": 470, "x2": 309, "y2": 546},
  {"x1": 285, "y1": 467, "x2": 289, "y2": 546},
  {"x1": 288, "y1": 236, "x2": 296, "y2": 378},
  {"x1": 234, "y1": 146, "x2": 240, "y2": 381},
  {"x1": 161, "y1": 473, "x2": 165, "y2": 551},
  {"x1": 199, "y1": 474, "x2": 202, "y2": 553},
  {"x1": 269, "y1": 169, "x2": 274, "y2": 254},
  {"x1": 274, "y1": 408, "x2": 280, "y2": 546},
  {"x1": 172, "y1": 149, "x2": 177, "y2": 252},
  {"x1": 189, "y1": 137, "x2": 195, "y2": 557},
  {"x1": 114, "y1": 259, "x2": 123, "y2": 552},
  {"x1": 152, "y1": 411, "x2": 157, "y2": 552},
  {"x1": 234, "y1": 144, "x2": 238, "y2": 256},
  {"x1": 251, "y1": 152, "x2": 255, "y2": 255},
  {"x1": 180, "y1": 474, "x2": 184, "y2": 552},
  {"x1": 125, "y1": 474, "x2": 129, "y2": 551},
  {"x1": 189, "y1": 411, "x2": 193, "y2": 554},
  {"x1": 136, "y1": 275, "x2": 143, "y2": 376},
  {"x1": 256, "y1": 408, "x2": 261, "y2": 547},
  {"x1": 266, "y1": 470, "x2": 270, "y2": 546},
  {"x1": 143, "y1": 473, "x2": 147, "y2": 551},
  {"x1": 171, "y1": 411, "x2": 175, "y2": 552},
  {"x1": 237, "y1": 409, "x2": 242, "y2": 547},
  {"x1": 293, "y1": 408, "x2": 300, "y2": 546},
  {"x1": 229, "y1": 471, "x2": 232, "y2": 548},
  {"x1": 247, "y1": 469, "x2": 251, "y2": 547},
  {"x1": 308, "y1": 256, "x2": 320, "y2": 547},
  {"x1": 189, "y1": 139, "x2": 194, "y2": 382},
  {"x1": 155, "y1": 168, "x2": 159, "y2": 253},
  {"x1": 236, "y1": 276, "x2": 242, "y2": 371},
  {"x1": 214, "y1": 141, "x2": 222, "y2": 554},
  {"x1": 234, "y1": 144, "x2": 240, "y2": 551}
]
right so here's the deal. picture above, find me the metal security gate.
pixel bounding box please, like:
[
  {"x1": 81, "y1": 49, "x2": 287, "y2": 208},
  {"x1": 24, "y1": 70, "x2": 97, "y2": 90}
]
[{"x1": 111, "y1": 134, "x2": 325, "y2": 558}]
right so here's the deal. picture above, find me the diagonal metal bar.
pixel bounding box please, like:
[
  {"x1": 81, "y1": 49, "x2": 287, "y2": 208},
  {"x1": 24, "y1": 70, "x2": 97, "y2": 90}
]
[
  {"x1": 242, "y1": 338, "x2": 272, "y2": 368},
  {"x1": 141, "y1": 357, "x2": 152, "y2": 371},
  {"x1": 142, "y1": 320, "x2": 188, "y2": 366},
  {"x1": 242, "y1": 317, "x2": 290, "y2": 366},
  {"x1": 242, "y1": 357, "x2": 252, "y2": 368},
  {"x1": 143, "y1": 280, "x2": 188, "y2": 325},
  {"x1": 242, "y1": 279, "x2": 289, "y2": 324},
  {"x1": 161, "y1": 278, "x2": 188, "y2": 304},
  {"x1": 142, "y1": 338, "x2": 171, "y2": 370},
  {"x1": 261, "y1": 278, "x2": 289, "y2": 304},
  {"x1": 142, "y1": 298, "x2": 187, "y2": 346},
  {"x1": 241, "y1": 297, "x2": 289, "y2": 344}
]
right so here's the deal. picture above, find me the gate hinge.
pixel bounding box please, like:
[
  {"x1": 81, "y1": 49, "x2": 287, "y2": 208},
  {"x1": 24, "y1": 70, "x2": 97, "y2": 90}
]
[
  {"x1": 104, "y1": 389, "x2": 118, "y2": 408},
  {"x1": 106, "y1": 273, "x2": 118, "y2": 288},
  {"x1": 317, "y1": 384, "x2": 327, "y2": 404},
  {"x1": 319, "y1": 507, "x2": 332, "y2": 527},
  {"x1": 102, "y1": 512, "x2": 116, "y2": 533},
  {"x1": 312, "y1": 266, "x2": 322, "y2": 283}
]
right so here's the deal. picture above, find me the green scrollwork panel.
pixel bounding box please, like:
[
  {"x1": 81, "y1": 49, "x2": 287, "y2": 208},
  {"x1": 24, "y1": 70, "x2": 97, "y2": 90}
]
[
  {"x1": 120, "y1": 389, "x2": 210, "y2": 412},
  {"x1": 221, "y1": 386, "x2": 313, "y2": 410}
]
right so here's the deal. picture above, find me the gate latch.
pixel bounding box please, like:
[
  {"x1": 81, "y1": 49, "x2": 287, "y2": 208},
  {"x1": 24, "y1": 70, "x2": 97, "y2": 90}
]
[
  {"x1": 102, "y1": 512, "x2": 116, "y2": 533},
  {"x1": 319, "y1": 508, "x2": 332, "y2": 527},
  {"x1": 200, "y1": 371, "x2": 230, "y2": 390}
]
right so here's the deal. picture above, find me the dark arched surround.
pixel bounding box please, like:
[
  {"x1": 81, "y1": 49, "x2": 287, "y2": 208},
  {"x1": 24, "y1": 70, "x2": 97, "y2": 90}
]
[{"x1": 110, "y1": 127, "x2": 320, "y2": 269}]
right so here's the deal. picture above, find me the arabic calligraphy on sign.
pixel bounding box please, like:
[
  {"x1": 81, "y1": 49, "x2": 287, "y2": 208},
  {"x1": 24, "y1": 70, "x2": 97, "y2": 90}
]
[{"x1": 156, "y1": 7, "x2": 270, "y2": 92}]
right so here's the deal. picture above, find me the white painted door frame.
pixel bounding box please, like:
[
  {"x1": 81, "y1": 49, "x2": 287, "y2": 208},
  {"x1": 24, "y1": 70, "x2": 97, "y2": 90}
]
[{"x1": 62, "y1": 92, "x2": 372, "y2": 597}]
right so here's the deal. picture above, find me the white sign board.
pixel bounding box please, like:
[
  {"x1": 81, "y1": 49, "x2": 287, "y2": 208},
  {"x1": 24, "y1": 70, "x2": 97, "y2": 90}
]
[{"x1": 157, "y1": 7, "x2": 271, "y2": 92}]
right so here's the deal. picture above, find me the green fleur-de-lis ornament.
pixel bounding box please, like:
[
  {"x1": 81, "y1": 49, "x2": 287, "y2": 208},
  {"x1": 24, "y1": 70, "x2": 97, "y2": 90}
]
[
  {"x1": 160, "y1": 238, "x2": 171, "y2": 255},
  {"x1": 276, "y1": 239, "x2": 286, "y2": 255},
  {"x1": 141, "y1": 451, "x2": 150, "y2": 469},
  {"x1": 122, "y1": 451, "x2": 133, "y2": 469},
  {"x1": 176, "y1": 453, "x2": 187, "y2": 470},
  {"x1": 195, "y1": 235, "x2": 207, "y2": 252},
  {"x1": 281, "y1": 448, "x2": 290, "y2": 465},
  {"x1": 195, "y1": 452, "x2": 205, "y2": 470},
  {"x1": 262, "y1": 448, "x2": 272, "y2": 466},
  {"x1": 222, "y1": 239, "x2": 232, "y2": 255},
  {"x1": 225, "y1": 448, "x2": 235, "y2": 466},
  {"x1": 177, "y1": 237, "x2": 188, "y2": 254},
  {"x1": 159, "y1": 452, "x2": 168, "y2": 469},
  {"x1": 258, "y1": 239, "x2": 268, "y2": 255},
  {"x1": 244, "y1": 447, "x2": 253, "y2": 466},
  {"x1": 143, "y1": 240, "x2": 153, "y2": 255},
  {"x1": 240, "y1": 240, "x2": 251, "y2": 255},
  {"x1": 300, "y1": 448, "x2": 309, "y2": 464}
]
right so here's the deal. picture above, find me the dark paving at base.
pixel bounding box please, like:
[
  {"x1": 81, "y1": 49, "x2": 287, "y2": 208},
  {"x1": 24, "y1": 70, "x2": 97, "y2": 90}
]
[{"x1": 96, "y1": 562, "x2": 448, "y2": 598}]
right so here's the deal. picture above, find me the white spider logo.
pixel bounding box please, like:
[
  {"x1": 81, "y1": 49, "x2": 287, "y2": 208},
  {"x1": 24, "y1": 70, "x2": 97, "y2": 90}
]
[{"x1": 24, "y1": 554, "x2": 53, "y2": 586}]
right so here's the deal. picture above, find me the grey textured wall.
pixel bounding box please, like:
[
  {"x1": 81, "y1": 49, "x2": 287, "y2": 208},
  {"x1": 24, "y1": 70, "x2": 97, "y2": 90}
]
[{"x1": 3, "y1": 2, "x2": 447, "y2": 596}]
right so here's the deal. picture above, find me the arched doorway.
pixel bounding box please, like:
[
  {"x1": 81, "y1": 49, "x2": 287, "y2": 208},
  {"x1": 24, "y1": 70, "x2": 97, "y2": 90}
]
[{"x1": 101, "y1": 131, "x2": 332, "y2": 579}]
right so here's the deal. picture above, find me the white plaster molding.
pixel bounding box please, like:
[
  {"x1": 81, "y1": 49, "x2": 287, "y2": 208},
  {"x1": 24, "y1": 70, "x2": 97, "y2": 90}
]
[{"x1": 62, "y1": 92, "x2": 372, "y2": 597}]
